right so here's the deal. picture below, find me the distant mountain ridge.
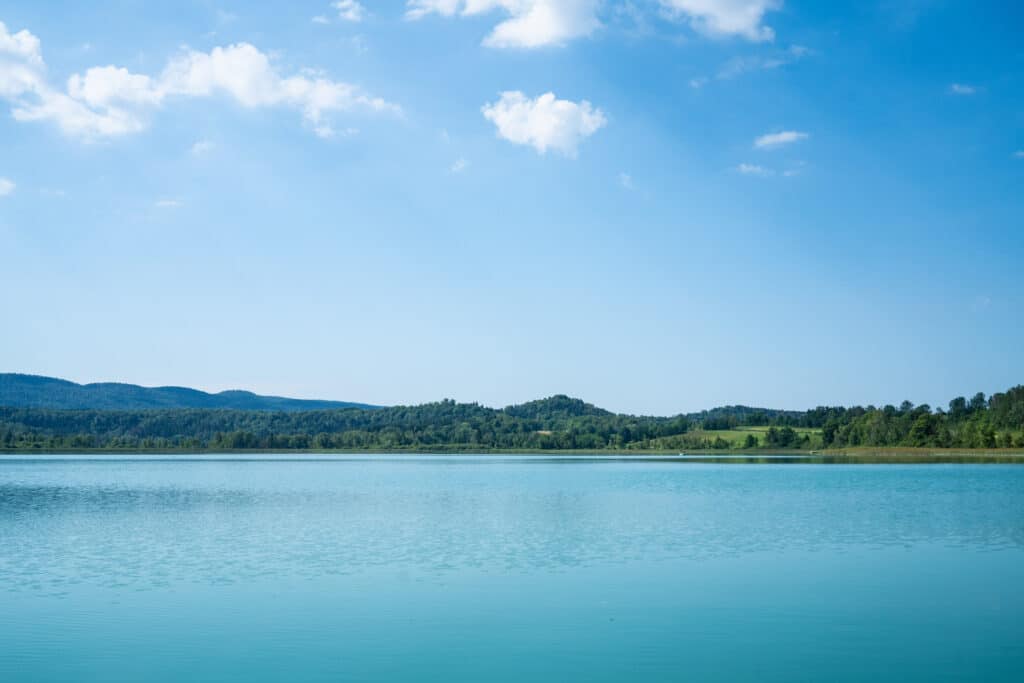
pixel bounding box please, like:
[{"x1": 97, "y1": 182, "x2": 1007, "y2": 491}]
[{"x1": 0, "y1": 374, "x2": 380, "y2": 412}]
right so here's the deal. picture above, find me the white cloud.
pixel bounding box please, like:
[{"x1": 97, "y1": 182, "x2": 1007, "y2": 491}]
[
  {"x1": 0, "y1": 21, "x2": 398, "y2": 141},
  {"x1": 68, "y1": 66, "x2": 162, "y2": 107},
  {"x1": 482, "y1": 91, "x2": 606, "y2": 157},
  {"x1": 754, "y1": 130, "x2": 808, "y2": 149},
  {"x1": 736, "y1": 162, "x2": 772, "y2": 176},
  {"x1": 190, "y1": 139, "x2": 214, "y2": 155},
  {"x1": 0, "y1": 21, "x2": 47, "y2": 100},
  {"x1": 0, "y1": 177, "x2": 14, "y2": 196},
  {"x1": 450, "y1": 157, "x2": 469, "y2": 173},
  {"x1": 660, "y1": 0, "x2": 782, "y2": 42},
  {"x1": 405, "y1": 1, "x2": 784, "y2": 47},
  {"x1": 619, "y1": 172, "x2": 633, "y2": 189},
  {"x1": 312, "y1": 15, "x2": 330, "y2": 24},
  {"x1": 950, "y1": 83, "x2": 976, "y2": 95},
  {"x1": 155, "y1": 198, "x2": 182, "y2": 208},
  {"x1": 334, "y1": 0, "x2": 366, "y2": 22},
  {"x1": 406, "y1": 0, "x2": 601, "y2": 48},
  {"x1": 13, "y1": 90, "x2": 145, "y2": 137},
  {"x1": 0, "y1": 21, "x2": 42, "y2": 66}
]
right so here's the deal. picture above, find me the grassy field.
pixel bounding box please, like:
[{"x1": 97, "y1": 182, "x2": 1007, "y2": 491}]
[{"x1": 686, "y1": 425, "x2": 822, "y2": 446}]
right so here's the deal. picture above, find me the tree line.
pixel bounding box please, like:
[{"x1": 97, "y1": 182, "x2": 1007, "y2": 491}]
[{"x1": 1, "y1": 387, "x2": 1022, "y2": 451}]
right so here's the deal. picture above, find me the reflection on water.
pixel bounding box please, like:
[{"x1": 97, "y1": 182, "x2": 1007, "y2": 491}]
[{"x1": 1, "y1": 456, "x2": 1023, "y2": 682}]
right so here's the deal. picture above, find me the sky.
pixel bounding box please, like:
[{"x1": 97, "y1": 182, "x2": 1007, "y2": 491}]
[{"x1": 0, "y1": 1, "x2": 1022, "y2": 415}]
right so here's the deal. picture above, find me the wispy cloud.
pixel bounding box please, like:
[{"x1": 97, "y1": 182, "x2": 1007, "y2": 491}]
[
  {"x1": 691, "y1": 45, "x2": 812, "y2": 89},
  {"x1": 754, "y1": 130, "x2": 808, "y2": 149},
  {"x1": 782, "y1": 160, "x2": 807, "y2": 177},
  {"x1": 721, "y1": 45, "x2": 810, "y2": 79},
  {"x1": 736, "y1": 163, "x2": 772, "y2": 176},
  {"x1": 949, "y1": 83, "x2": 976, "y2": 95},
  {"x1": 190, "y1": 139, "x2": 214, "y2": 155},
  {"x1": 1014, "y1": 151, "x2": 1024, "y2": 159},
  {"x1": 619, "y1": 172, "x2": 634, "y2": 189},
  {"x1": 313, "y1": 125, "x2": 359, "y2": 139},
  {"x1": 155, "y1": 199, "x2": 182, "y2": 208},
  {"x1": 0, "y1": 177, "x2": 14, "y2": 196},
  {"x1": 450, "y1": 158, "x2": 469, "y2": 173}
]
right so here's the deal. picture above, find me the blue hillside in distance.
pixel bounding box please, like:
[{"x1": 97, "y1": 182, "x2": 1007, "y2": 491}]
[{"x1": 0, "y1": 374, "x2": 380, "y2": 412}]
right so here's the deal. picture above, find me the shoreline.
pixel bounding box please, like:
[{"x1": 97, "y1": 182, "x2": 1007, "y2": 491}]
[{"x1": 3, "y1": 447, "x2": 1024, "y2": 464}]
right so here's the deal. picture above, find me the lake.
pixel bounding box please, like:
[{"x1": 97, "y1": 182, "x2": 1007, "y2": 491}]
[{"x1": 1, "y1": 455, "x2": 1022, "y2": 681}]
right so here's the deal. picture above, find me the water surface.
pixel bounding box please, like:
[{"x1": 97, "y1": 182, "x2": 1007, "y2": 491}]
[{"x1": 2, "y1": 455, "x2": 1022, "y2": 681}]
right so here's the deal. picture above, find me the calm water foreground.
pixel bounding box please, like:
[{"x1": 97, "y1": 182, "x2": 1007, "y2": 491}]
[{"x1": 1, "y1": 455, "x2": 1023, "y2": 682}]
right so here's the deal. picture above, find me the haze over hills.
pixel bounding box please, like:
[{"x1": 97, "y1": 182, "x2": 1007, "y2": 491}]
[
  {"x1": 0, "y1": 374, "x2": 380, "y2": 412},
  {"x1": 0, "y1": 373, "x2": 800, "y2": 420}
]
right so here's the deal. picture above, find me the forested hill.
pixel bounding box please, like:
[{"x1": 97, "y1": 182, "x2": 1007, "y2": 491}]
[
  {"x1": 0, "y1": 376, "x2": 1022, "y2": 451},
  {"x1": 0, "y1": 374, "x2": 379, "y2": 412}
]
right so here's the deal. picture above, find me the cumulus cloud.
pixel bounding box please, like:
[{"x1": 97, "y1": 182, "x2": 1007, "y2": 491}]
[
  {"x1": 406, "y1": 0, "x2": 601, "y2": 48},
  {"x1": 949, "y1": 83, "x2": 976, "y2": 95},
  {"x1": 0, "y1": 22, "x2": 131, "y2": 136},
  {"x1": 660, "y1": 0, "x2": 782, "y2": 41},
  {"x1": 482, "y1": 91, "x2": 606, "y2": 157},
  {"x1": 0, "y1": 177, "x2": 14, "y2": 196},
  {"x1": 0, "y1": 21, "x2": 398, "y2": 140},
  {"x1": 68, "y1": 66, "x2": 162, "y2": 107},
  {"x1": 754, "y1": 130, "x2": 807, "y2": 149},
  {"x1": 334, "y1": 0, "x2": 367, "y2": 22}
]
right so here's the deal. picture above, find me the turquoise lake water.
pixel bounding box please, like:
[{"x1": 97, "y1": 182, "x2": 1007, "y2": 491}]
[{"x1": 2, "y1": 455, "x2": 1023, "y2": 681}]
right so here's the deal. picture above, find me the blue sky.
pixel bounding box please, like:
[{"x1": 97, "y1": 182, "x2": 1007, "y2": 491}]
[{"x1": 0, "y1": 1, "x2": 1021, "y2": 414}]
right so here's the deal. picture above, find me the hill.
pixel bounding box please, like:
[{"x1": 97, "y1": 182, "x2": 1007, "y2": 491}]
[
  {"x1": 0, "y1": 373, "x2": 379, "y2": 412},
  {"x1": 0, "y1": 375, "x2": 1021, "y2": 452}
]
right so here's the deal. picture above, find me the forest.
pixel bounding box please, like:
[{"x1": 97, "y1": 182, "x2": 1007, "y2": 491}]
[{"x1": 1, "y1": 386, "x2": 1022, "y2": 452}]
